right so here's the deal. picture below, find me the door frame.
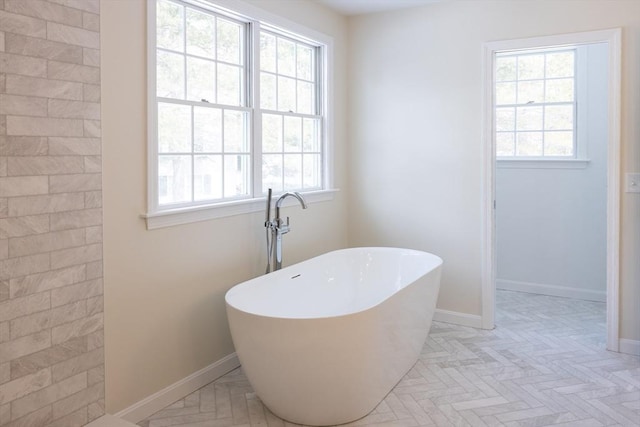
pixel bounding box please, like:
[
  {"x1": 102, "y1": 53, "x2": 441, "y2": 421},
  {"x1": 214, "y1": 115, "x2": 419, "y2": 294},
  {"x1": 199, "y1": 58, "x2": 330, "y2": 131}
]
[{"x1": 481, "y1": 29, "x2": 622, "y2": 351}]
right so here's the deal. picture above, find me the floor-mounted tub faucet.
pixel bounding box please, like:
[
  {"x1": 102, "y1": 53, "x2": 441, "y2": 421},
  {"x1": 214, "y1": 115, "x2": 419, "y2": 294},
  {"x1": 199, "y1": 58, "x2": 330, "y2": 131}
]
[{"x1": 264, "y1": 189, "x2": 308, "y2": 273}]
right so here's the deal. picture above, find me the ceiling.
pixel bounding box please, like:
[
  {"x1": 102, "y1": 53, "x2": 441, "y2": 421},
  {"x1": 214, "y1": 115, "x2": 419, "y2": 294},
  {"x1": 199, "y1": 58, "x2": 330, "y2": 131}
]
[{"x1": 315, "y1": 0, "x2": 440, "y2": 16}]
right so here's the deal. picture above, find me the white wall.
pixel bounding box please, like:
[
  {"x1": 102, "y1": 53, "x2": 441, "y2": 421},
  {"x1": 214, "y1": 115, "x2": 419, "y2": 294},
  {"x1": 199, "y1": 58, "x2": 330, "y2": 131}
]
[
  {"x1": 348, "y1": 0, "x2": 640, "y2": 342},
  {"x1": 496, "y1": 44, "x2": 608, "y2": 301},
  {"x1": 101, "y1": 0, "x2": 348, "y2": 413}
]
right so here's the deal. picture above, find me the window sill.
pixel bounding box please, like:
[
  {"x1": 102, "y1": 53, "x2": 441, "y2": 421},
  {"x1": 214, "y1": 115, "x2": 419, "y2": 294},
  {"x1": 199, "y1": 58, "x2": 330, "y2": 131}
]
[
  {"x1": 497, "y1": 159, "x2": 590, "y2": 169},
  {"x1": 141, "y1": 189, "x2": 339, "y2": 230}
]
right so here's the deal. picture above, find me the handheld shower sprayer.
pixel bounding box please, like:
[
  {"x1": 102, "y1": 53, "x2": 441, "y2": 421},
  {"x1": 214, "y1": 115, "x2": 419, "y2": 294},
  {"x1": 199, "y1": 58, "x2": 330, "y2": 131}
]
[{"x1": 265, "y1": 188, "x2": 273, "y2": 274}]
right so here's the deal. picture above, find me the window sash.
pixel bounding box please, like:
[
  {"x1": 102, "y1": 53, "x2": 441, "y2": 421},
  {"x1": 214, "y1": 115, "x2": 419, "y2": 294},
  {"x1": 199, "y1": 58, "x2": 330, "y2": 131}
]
[
  {"x1": 496, "y1": 101, "x2": 576, "y2": 158},
  {"x1": 252, "y1": 27, "x2": 324, "y2": 196}
]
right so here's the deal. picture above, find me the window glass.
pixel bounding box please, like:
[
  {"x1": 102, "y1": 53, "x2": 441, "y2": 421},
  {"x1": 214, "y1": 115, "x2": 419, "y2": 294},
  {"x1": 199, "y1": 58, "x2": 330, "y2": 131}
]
[
  {"x1": 186, "y1": 8, "x2": 215, "y2": 58},
  {"x1": 157, "y1": 0, "x2": 184, "y2": 52},
  {"x1": 186, "y1": 57, "x2": 215, "y2": 102},
  {"x1": 157, "y1": 51, "x2": 184, "y2": 99}
]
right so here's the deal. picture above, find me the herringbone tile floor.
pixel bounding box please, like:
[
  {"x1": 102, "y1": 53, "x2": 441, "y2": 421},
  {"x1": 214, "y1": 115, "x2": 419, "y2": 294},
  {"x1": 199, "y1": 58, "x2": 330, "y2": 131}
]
[{"x1": 138, "y1": 290, "x2": 640, "y2": 427}]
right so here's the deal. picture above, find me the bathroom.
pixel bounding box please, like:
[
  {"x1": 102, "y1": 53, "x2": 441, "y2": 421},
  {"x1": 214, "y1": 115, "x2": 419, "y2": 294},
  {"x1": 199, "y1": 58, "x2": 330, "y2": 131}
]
[{"x1": 0, "y1": 0, "x2": 639, "y2": 426}]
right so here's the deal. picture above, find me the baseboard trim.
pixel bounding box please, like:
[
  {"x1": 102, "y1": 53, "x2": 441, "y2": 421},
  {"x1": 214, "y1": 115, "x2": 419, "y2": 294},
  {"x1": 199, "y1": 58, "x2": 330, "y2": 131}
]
[
  {"x1": 619, "y1": 338, "x2": 640, "y2": 356},
  {"x1": 497, "y1": 279, "x2": 606, "y2": 302},
  {"x1": 433, "y1": 309, "x2": 483, "y2": 328},
  {"x1": 115, "y1": 352, "x2": 240, "y2": 424}
]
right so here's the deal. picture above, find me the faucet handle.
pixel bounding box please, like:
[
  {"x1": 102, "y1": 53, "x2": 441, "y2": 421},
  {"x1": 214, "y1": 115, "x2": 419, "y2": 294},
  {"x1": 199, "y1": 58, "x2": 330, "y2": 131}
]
[{"x1": 277, "y1": 217, "x2": 290, "y2": 234}]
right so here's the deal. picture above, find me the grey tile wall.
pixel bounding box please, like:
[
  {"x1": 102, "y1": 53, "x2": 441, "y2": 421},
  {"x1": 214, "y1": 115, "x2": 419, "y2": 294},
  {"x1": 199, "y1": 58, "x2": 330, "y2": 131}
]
[{"x1": 0, "y1": 0, "x2": 104, "y2": 426}]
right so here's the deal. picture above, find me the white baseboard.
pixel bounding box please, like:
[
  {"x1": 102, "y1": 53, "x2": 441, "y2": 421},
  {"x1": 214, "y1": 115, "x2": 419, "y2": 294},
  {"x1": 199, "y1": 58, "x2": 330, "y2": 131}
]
[
  {"x1": 619, "y1": 338, "x2": 640, "y2": 356},
  {"x1": 115, "y1": 352, "x2": 240, "y2": 424},
  {"x1": 433, "y1": 309, "x2": 483, "y2": 328},
  {"x1": 497, "y1": 279, "x2": 606, "y2": 302}
]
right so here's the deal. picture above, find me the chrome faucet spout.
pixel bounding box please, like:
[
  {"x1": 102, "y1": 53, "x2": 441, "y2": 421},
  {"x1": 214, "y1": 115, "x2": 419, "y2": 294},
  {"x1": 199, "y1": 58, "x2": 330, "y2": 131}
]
[{"x1": 275, "y1": 192, "x2": 307, "y2": 222}]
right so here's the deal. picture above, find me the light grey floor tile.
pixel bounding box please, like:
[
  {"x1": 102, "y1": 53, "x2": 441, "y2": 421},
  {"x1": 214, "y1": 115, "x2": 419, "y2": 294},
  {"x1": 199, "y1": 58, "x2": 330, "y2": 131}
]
[{"x1": 138, "y1": 291, "x2": 639, "y2": 427}]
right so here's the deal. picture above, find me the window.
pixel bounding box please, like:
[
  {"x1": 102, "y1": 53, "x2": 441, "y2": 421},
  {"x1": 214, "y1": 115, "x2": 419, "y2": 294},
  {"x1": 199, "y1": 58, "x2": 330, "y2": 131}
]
[
  {"x1": 147, "y1": 0, "x2": 333, "y2": 227},
  {"x1": 495, "y1": 49, "x2": 576, "y2": 158},
  {"x1": 259, "y1": 31, "x2": 322, "y2": 193},
  {"x1": 155, "y1": 0, "x2": 249, "y2": 205}
]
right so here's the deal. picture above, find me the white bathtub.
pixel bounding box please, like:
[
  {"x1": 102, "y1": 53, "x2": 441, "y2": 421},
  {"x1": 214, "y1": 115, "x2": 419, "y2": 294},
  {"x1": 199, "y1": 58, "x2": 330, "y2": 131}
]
[{"x1": 225, "y1": 247, "x2": 443, "y2": 426}]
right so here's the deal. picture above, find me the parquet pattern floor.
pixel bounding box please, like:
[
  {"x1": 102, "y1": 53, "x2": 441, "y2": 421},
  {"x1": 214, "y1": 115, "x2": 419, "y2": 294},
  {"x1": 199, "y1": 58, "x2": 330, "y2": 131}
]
[{"x1": 138, "y1": 290, "x2": 640, "y2": 427}]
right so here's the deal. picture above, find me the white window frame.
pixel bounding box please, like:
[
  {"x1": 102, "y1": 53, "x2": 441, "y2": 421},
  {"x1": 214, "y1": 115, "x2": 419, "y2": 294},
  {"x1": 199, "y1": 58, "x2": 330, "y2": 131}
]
[
  {"x1": 144, "y1": 0, "x2": 336, "y2": 229},
  {"x1": 496, "y1": 46, "x2": 591, "y2": 170}
]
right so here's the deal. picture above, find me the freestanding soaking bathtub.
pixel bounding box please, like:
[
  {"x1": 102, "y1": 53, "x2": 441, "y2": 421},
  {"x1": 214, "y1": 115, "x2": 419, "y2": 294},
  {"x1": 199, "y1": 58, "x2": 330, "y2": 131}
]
[{"x1": 225, "y1": 247, "x2": 443, "y2": 426}]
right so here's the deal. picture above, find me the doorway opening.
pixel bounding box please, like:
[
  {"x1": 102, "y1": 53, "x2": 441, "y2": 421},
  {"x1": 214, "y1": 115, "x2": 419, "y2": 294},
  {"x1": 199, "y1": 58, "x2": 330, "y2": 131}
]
[{"x1": 481, "y1": 29, "x2": 622, "y2": 352}]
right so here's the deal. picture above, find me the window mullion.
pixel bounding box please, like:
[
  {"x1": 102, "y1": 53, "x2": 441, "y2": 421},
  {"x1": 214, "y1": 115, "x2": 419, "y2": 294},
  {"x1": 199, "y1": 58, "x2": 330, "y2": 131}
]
[
  {"x1": 191, "y1": 106, "x2": 195, "y2": 203},
  {"x1": 315, "y1": 46, "x2": 322, "y2": 116},
  {"x1": 221, "y1": 109, "x2": 226, "y2": 198},
  {"x1": 281, "y1": 115, "x2": 285, "y2": 192},
  {"x1": 316, "y1": 45, "x2": 325, "y2": 188},
  {"x1": 148, "y1": 0, "x2": 159, "y2": 213},
  {"x1": 513, "y1": 57, "x2": 519, "y2": 155},
  {"x1": 252, "y1": 21, "x2": 263, "y2": 197},
  {"x1": 182, "y1": 6, "x2": 188, "y2": 103},
  {"x1": 300, "y1": 115, "x2": 304, "y2": 189},
  {"x1": 541, "y1": 54, "x2": 547, "y2": 156},
  {"x1": 573, "y1": 49, "x2": 579, "y2": 159}
]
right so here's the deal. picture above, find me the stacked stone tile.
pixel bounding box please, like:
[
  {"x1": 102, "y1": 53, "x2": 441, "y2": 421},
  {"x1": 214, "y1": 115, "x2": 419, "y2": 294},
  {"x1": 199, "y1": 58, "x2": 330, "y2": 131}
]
[{"x1": 0, "y1": 1, "x2": 104, "y2": 426}]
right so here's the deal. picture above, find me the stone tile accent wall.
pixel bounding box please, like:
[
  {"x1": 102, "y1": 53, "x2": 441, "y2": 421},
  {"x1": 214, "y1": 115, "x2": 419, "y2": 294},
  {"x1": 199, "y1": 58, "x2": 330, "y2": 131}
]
[{"x1": 0, "y1": 0, "x2": 104, "y2": 426}]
